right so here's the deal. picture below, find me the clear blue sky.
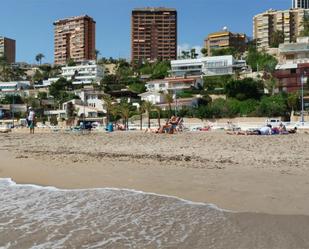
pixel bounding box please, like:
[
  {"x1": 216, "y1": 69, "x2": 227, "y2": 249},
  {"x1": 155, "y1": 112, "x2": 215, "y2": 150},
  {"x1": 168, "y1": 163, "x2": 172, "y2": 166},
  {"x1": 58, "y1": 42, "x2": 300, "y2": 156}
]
[{"x1": 0, "y1": 0, "x2": 289, "y2": 64}]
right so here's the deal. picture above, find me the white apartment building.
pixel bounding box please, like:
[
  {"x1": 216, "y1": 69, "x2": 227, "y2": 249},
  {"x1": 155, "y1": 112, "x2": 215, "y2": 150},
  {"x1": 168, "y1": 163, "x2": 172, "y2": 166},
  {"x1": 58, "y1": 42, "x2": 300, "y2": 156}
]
[
  {"x1": 253, "y1": 8, "x2": 309, "y2": 50},
  {"x1": 170, "y1": 55, "x2": 247, "y2": 77}
]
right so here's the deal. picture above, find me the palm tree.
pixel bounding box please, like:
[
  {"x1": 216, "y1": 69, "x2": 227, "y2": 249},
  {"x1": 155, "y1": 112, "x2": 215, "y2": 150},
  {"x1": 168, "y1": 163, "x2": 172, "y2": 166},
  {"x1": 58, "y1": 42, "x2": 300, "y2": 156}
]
[
  {"x1": 138, "y1": 103, "x2": 145, "y2": 131},
  {"x1": 154, "y1": 106, "x2": 161, "y2": 128},
  {"x1": 117, "y1": 102, "x2": 131, "y2": 130},
  {"x1": 164, "y1": 93, "x2": 174, "y2": 118},
  {"x1": 101, "y1": 94, "x2": 114, "y2": 126},
  {"x1": 142, "y1": 101, "x2": 154, "y2": 128},
  {"x1": 35, "y1": 53, "x2": 45, "y2": 65}
]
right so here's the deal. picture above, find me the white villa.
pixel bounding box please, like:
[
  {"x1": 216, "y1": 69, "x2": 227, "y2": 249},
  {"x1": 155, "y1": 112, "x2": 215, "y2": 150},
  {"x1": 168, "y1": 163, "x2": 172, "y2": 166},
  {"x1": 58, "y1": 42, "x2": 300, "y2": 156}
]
[
  {"x1": 0, "y1": 81, "x2": 31, "y2": 92},
  {"x1": 145, "y1": 76, "x2": 203, "y2": 93},
  {"x1": 62, "y1": 60, "x2": 104, "y2": 85},
  {"x1": 170, "y1": 55, "x2": 247, "y2": 77},
  {"x1": 41, "y1": 60, "x2": 104, "y2": 87}
]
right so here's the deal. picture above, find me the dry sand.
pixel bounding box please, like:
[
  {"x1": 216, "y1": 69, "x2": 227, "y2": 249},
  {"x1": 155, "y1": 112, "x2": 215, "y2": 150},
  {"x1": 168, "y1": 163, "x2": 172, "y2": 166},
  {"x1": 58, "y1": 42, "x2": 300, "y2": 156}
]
[{"x1": 1, "y1": 130, "x2": 309, "y2": 215}]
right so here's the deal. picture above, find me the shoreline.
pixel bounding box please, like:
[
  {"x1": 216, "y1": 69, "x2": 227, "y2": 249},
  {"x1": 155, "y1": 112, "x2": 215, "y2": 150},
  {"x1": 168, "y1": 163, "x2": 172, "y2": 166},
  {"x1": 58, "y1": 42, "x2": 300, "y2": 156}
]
[{"x1": 1, "y1": 131, "x2": 309, "y2": 215}]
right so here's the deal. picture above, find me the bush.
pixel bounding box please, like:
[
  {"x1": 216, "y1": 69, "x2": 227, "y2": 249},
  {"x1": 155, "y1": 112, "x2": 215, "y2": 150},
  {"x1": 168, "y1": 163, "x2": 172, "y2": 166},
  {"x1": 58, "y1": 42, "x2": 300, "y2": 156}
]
[
  {"x1": 225, "y1": 78, "x2": 263, "y2": 100},
  {"x1": 203, "y1": 75, "x2": 232, "y2": 93},
  {"x1": 256, "y1": 95, "x2": 287, "y2": 117}
]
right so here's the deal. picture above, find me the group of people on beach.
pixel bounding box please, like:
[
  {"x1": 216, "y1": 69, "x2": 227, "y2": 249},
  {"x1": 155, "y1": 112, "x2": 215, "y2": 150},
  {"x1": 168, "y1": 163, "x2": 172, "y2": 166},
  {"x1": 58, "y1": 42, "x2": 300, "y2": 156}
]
[
  {"x1": 145, "y1": 116, "x2": 183, "y2": 134},
  {"x1": 227, "y1": 123, "x2": 297, "y2": 136}
]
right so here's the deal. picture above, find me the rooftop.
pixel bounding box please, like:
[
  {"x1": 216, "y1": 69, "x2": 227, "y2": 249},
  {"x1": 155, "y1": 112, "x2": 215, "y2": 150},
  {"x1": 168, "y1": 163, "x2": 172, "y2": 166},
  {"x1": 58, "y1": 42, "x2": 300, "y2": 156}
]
[
  {"x1": 133, "y1": 7, "x2": 176, "y2": 12},
  {"x1": 54, "y1": 15, "x2": 96, "y2": 25},
  {"x1": 279, "y1": 43, "x2": 309, "y2": 53},
  {"x1": 207, "y1": 31, "x2": 246, "y2": 39}
]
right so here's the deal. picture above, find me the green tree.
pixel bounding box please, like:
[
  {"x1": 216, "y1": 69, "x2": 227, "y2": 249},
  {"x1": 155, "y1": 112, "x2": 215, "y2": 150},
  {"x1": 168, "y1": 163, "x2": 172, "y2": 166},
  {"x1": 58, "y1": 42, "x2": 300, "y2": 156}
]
[
  {"x1": 287, "y1": 92, "x2": 299, "y2": 114},
  {"x1": 0, "y1": 56, "x2": 13, "y2": 81},
  {"x1": 32, "y1": 69, "x2": 44, "y2": 84},
  {"x1": 0, "y1": 95, "x2": 24, "y2": 105},
  {"x1": 225, "y1": 78, "x2": 263, "y2": 100},
  {"x1": 190, "y1": 48, "x2": 198, "y2": 59},
  {"x1": 128, "y1": 82, "x2": 146, "y2": 94},
  {"x1": 201, "y1": 48, "x2": 208, "y2": 57},
  {"x1": 211, "y1": 47, "x2": 237, "y2": 57},
  {"x1": 180, "y1": 50, "x2": 190, "y2": 59},
  {"x1": 246, "y1": 45, "x2": 278, "y2": 72},
  {"x1": 264, "y1": 75, "x2": 278, "y2": 96},
  {"x1": 300, "y1": 14, "x2": 309, "y2": 37},
  {"x1": 66, "y1": 58, "x2": 76, "y2": 66},
  {"x1": 203, "y1": 75, "x2": 233, "y2": 93},
  {"x1": 270, "y1": 30, "x2": 285, "y2": 48},
  {"x1": 256, "y1": 95, "x2": 287, "y2": 117},
  {"x1": 49, "y1": 77, "x2": 73, "y2": 104},
  {"x1": 151, "y1": 61, "x2": 170, "y2": 79}
]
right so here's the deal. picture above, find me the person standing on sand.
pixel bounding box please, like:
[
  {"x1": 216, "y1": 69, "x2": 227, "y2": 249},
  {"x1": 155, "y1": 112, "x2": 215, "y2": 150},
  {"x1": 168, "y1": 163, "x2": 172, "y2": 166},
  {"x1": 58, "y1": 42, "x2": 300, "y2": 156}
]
[{"x1": 27, "y1": 107, "x2": 35, "y2": 134}]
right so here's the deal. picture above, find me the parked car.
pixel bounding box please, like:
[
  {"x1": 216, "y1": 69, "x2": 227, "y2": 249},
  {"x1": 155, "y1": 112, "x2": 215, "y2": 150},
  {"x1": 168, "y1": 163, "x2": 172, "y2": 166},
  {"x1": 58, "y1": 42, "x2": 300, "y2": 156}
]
[{"x1": 266, "y1": 118, "x2": 282, "y2": 127}]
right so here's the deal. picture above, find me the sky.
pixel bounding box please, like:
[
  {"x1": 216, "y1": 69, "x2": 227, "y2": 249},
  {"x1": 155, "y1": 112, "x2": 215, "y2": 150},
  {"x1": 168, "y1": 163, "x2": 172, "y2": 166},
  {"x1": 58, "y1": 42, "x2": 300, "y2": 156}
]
[{"x1": 0, "y1": 0, "x2": 290, "y2": 64}]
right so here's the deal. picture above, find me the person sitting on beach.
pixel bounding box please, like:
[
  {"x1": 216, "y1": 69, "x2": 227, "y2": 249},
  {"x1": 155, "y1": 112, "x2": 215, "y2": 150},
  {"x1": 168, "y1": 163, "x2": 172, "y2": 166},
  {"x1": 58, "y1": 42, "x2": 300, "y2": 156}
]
[
  {"x1": 157, "y1": 121, "x2": 171, "y2": 134},
  {"x1": 116, "y1": 123, "x2": 125, "y2": 131},
  {"x1": 157, "y1": 116, "x2": 180, "y2": 134},
  {"x1": 279, "y1": 123, "x2": 287, "y2": 134}
]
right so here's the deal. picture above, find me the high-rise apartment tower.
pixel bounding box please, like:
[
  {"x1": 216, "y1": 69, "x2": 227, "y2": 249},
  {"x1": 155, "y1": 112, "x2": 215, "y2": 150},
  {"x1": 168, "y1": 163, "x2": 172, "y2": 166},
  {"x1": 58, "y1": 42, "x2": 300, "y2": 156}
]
[
  {"x1": 253, "y1": 8, "x2": 309, "y2": 50},
  {"x1": 292, "y1": 0, "x2": 309, "y2": 9},
  {"x1": 131, "y1": 7, "x2": 177, "y2": 62},
  {"x1": 0, "y1": 36, "x2": 16, "y2": 64},
  {"x1": 54, "y1": 15, "x2": 96, "y2": 65}
]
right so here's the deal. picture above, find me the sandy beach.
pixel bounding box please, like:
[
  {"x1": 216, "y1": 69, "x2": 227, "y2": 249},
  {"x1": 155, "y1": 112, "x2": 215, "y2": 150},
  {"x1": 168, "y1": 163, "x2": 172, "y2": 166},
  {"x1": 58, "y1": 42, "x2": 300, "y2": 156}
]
[
  {"x1": 2, "y1": 130, "x2": 309, "y2": 248},
  {"x1": 1, "y1": 130, "x2": 309, "y2": 215}
]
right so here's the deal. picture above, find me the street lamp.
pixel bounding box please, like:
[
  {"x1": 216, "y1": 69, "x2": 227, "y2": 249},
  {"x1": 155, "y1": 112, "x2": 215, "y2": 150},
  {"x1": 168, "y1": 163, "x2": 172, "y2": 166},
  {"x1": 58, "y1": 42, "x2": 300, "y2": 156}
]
[{"x1": 301, "y1": 70, "x2": 308, "y2": 125}]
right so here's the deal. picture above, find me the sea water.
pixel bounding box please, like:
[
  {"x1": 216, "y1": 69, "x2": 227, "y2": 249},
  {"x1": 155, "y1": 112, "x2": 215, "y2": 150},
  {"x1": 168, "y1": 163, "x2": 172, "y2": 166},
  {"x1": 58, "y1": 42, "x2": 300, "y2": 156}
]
[
  {"x1": 1, "y1": 178, "x2": 309, "y2": 249},
  {"x1": 0, "y1": 178, "x2": 235, "y2": 249}
]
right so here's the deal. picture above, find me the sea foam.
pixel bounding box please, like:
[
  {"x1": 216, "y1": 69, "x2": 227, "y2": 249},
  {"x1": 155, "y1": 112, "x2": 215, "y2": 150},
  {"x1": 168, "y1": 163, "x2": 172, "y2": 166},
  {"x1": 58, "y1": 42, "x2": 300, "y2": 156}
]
[{"x1": 0, "y1": 178, "x2": 230, "y2": 249}]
